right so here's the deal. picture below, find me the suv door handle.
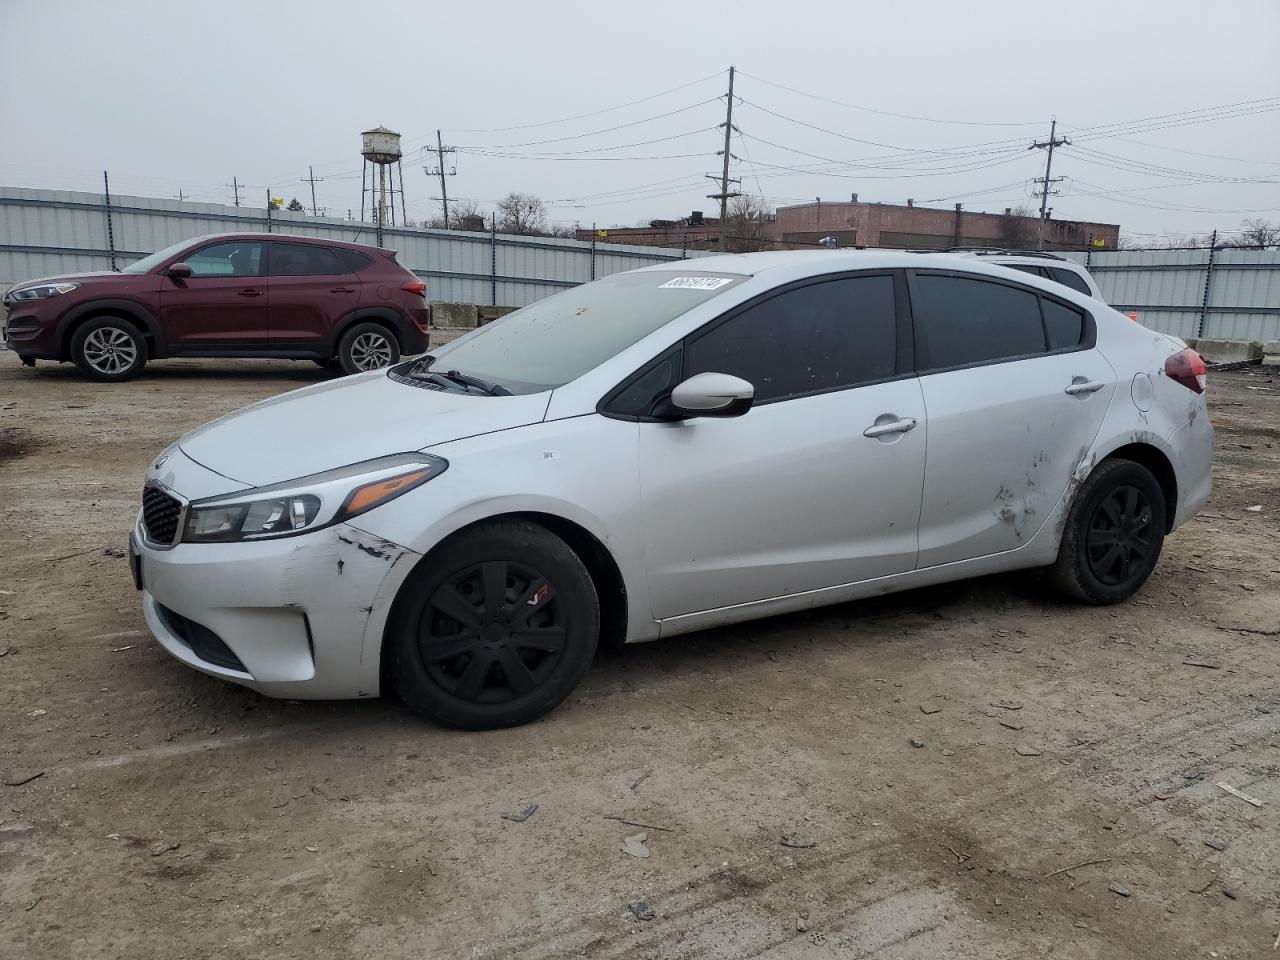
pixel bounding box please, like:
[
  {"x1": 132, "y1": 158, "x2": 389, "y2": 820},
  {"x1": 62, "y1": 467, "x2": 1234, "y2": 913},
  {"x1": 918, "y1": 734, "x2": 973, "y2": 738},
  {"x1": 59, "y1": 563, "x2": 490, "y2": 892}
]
[
  {"x1": 330, "y1": 286, "x2": 355, "y2": 294},
  {"x1": 1064, "y1": 379, "x2": 1105, "y2": 396},
  {"x1": 863, "y1": 417, "x2": 918, "y2": 438},
  {"x1": 237, "y1": 288, "x2": 263, "y2": 297}
]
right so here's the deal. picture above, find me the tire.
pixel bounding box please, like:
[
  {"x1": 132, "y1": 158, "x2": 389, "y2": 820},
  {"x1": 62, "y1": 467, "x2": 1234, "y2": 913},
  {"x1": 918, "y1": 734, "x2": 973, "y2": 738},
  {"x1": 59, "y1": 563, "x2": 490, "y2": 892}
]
[
  {"x1": 1049, "y1": 458, "x2": 1167, "y2": 605},
  {"x1": 387, "y1": 520, "x2": 600, "y2": 730},
  {"x1": 69, "y1": 316, "x2": 147, "y2": 382},
  {"x1": 336, "y1": 322, "x2": 399, "y2": 376}
]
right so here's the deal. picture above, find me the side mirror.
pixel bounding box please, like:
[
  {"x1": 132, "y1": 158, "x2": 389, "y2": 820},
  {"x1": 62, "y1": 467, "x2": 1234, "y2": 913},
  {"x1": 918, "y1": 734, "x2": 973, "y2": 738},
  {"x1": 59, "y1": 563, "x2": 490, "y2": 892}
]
[
  {"x1": 167, "y1": 262, "x2": 193, "y2": 279},
  {"x1": 664, "y1": 372, "x2": 754, "y2": 419}
]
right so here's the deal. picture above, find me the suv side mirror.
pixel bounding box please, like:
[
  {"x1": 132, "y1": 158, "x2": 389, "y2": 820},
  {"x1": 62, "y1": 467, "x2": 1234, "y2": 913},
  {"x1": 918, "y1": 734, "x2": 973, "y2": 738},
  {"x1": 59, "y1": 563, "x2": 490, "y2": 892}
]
[
  {"x1": 663, "y1": 372, "x2": 754, "y2": 419},
  {"x1": 167, "y1": 262, "x2": 193, "y2": 279}
]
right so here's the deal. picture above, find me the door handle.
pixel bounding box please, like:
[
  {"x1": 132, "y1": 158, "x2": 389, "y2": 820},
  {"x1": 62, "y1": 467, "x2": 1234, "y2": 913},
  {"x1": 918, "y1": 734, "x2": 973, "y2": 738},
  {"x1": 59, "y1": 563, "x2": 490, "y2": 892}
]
[
  {"x1": 1064, "y1": 379, "x2": 1105, "y2": 396},
  {"x1": 330, "y1": 286, "x2": 355, "y2": 294},
  {"x1": 237, "y1": 288, "x2": 263, "y2": 297},
  {"x1": 863, "y1": 417, "x2": 918, "y2": 438}
]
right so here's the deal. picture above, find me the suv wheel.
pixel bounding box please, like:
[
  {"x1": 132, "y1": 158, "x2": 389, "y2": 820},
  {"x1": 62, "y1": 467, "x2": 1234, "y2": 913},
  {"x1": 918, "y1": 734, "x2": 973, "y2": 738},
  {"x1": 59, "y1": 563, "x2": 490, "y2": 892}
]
[
  {"x1": 386, "y1": 520, "x2": 600, "y2": 730},
  {"x1": 70, "y1": 317, "x2": 147, "y2": 382},
  {"x1": 337, "y1": 322, "x2": 399, "y2": 375},
  {"x1": 1049, "y1": 458, "x2": 1167, "y2": 604}
]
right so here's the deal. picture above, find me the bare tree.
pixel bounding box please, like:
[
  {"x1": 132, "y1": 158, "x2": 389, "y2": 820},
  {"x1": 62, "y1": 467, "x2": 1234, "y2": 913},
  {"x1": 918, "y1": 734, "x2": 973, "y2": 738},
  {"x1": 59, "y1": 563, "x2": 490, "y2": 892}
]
[
  {"x1": 722, "y1": 195, "x2": 774, "y2": 253},
  {"x1": 998, "y1": 203, "x2": 1037, "y2": 249},
  {"x1": 425, "y1": 198, "x2": 481, "y2": 230},
  {"x1": 1225, "y1": 218, "x2": 1280, "y2": 249},
  {"x1": 548, "y1": 223, "x2": 578, "y2": 239},
  {"x1": 496, "y1": 192, "x2": 548, "y2": 236}
]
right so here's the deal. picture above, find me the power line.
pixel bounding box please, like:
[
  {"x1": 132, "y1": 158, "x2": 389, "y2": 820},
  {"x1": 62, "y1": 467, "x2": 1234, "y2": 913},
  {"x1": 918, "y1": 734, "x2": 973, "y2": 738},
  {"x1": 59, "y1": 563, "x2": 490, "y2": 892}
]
[
  {"x1": 736, "y1": 69, "x2": 1044, "y2": 128},
  {"x1": 455, "y1": 98, "x2": 721, "y2": 150}
]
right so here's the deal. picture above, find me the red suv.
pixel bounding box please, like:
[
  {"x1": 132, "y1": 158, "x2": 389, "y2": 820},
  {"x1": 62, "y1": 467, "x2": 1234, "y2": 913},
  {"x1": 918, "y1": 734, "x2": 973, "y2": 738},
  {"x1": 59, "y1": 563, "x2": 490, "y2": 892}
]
[{"x1": 2, "y1": 233, "x2": 430, "y2": 381}]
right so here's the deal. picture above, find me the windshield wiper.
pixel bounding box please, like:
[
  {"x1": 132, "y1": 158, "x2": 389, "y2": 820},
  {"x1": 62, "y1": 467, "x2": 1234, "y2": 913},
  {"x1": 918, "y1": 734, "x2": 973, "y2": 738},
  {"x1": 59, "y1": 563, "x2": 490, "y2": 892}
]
[
  {"x1": 434, "y1": 368, "x2": 511, "y2": 396},
  {"x1": 406, "y1": 358, "x2": 510, "y2": 396}
]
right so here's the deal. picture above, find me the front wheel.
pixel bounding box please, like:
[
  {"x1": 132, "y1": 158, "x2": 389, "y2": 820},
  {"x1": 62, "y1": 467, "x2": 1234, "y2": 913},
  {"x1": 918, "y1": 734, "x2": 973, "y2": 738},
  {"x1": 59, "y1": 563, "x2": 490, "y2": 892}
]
[
  {"x1": 336, "y1": 323, "x2": 399, "y2": 375},
  {"x1": 70, "y1": 317, "x2": 147, "y2": 382},
  {"x1": 386, "y1": 520, "x2": 600, "y2": 730},
  {"x1": 1049, "y1": 458, "x2": 1167, "y2": 604}
]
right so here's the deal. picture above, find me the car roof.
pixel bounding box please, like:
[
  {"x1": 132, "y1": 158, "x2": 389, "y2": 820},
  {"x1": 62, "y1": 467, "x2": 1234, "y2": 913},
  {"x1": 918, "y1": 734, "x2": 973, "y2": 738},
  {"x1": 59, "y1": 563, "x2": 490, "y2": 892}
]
[
  {"x1": 184, "y1": 232, "x2": 388, "y2": 253},
  {"x1": 632, "y1": 248, "x2": 1055, "y2": 280}
]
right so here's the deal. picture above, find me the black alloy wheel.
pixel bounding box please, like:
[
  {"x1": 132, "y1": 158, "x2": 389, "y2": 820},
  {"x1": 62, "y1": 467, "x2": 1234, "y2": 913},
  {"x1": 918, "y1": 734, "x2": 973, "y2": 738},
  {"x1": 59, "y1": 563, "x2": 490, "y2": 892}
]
[
  {"x1": 1085, "y1": 485, "x2": 1155, "y2": 586},
  {"x1": 422, "y1": 560, "x2": 567, "y2": 703},
  {"x1": 1049, "y1": 457, "x2": 1167, "y2": 604},
  {"x1": 387, "y1": 520, "x2": 599, "y2": 729}
]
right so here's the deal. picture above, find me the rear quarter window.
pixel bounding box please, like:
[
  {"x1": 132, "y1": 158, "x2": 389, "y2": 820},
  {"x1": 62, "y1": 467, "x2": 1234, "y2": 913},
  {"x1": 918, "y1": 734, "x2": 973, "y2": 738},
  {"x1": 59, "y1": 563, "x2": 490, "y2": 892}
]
[
  {"x1": 1049, "y1": 267, "x2": 1093, "y2": 297},
  {"x1": 335, "y1": 249, "x2": 374, "y2": 272}
]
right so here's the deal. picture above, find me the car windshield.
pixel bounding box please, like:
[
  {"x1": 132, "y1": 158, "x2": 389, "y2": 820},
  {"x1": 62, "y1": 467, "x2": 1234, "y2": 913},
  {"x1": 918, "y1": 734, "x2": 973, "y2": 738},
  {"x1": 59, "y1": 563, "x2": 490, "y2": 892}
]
[
  {"x1": 410, "y1": 270, "x2": 744, "y2": 394},
  {"x1": 121, "y1": 238, "x2": 206, "y2": 274}
]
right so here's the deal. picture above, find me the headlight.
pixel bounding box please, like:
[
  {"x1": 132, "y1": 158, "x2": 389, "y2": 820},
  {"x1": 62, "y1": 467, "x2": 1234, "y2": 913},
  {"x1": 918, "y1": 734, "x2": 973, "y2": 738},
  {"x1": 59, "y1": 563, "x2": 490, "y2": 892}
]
[
  {"x1": 181, "y1": 453, "x2": 447, "y2": 544},
  {"x1": 10, "y1": 282, "x2": 79, "y2": 301}
]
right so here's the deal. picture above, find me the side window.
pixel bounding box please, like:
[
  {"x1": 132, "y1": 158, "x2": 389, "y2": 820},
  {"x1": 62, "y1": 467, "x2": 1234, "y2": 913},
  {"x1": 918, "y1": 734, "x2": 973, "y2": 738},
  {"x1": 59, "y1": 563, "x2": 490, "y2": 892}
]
[
  {"x1": 267, "y1": 242, "x2": 345, "y2": 277},
  {"x1": 911, "y1": 274, "x2": 1046, "y2": 370},
  {"x1": 684, "y1": 275, "x2": 898, "y2": 404},
  {"x1": 334, "y1": 248, "x2": 373, "y2": 272},
  {"x1": 185, "y1": 241, "x2": 263, "y2": 278},
  {"x1": 1048, "y1": 266, "x2": 1093, "y2": 297},
  {"x1": 1004, "y1": 263, "x2": 1047, "y2": 279},
  {"x1": 1042, "y1": 298, "x2": 1085, "y2": 350}
]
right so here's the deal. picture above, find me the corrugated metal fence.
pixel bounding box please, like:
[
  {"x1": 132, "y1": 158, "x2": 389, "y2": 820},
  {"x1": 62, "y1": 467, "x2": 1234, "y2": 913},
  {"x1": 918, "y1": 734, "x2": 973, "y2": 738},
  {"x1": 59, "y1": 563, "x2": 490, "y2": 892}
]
[
  {"x1": 0, "y1": 186, "x2": 705, "y2": 307},
  {"x1": 3, "y1": 186, "x2": 1277, "y2": 340},
  {"x1": 1060, "y1": 248, "x2": 1280, "y2": 341}
]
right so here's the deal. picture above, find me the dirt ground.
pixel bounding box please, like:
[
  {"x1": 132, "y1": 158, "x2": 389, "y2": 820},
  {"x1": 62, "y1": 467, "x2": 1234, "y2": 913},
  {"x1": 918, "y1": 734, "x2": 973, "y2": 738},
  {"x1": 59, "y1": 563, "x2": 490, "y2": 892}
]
[{"x1": 1, "y1": 350, "x2": 1277, "y2": 960}]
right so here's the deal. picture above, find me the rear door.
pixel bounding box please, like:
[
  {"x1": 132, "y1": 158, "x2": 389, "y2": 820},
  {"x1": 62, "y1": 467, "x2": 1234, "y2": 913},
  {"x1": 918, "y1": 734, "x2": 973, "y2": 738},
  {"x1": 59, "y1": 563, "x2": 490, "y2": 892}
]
[
  {"x1": 908, "y1": 271, "x2": 1115, "y2": 567},
  {"x1": 632, "y1": 272, "x2": 927, "y2": 619},
  {"x1": 264, "y1": 241, "x2": 357, "y2": 345},
  {"x1": 157, "y1": 239, "x2": 267, "y2": 348}
]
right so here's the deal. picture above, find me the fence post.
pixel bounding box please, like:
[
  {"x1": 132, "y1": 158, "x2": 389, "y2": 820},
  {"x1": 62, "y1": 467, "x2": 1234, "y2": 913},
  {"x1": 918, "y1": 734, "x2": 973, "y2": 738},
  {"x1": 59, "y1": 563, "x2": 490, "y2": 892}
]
[
  {"x1": 102, "y1": 170, "x2": 118, "y2": 272},
  {"x1": 265, "y1": 190, "x2": 273, "y2": 234},
  {"x1": 590, "y1": 223, "x2": 597, "y2": 281},
  {"x1": 1197, "y1": 230, "x2": 1217, "y2": 339},
  {"x1": 490, "y1": 217, "x2": 497, "y2": 306}
]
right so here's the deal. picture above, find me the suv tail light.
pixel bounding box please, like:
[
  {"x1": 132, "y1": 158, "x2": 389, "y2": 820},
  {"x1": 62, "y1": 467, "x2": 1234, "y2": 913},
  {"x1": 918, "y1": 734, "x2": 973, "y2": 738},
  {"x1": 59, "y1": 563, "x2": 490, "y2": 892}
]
[
  {"x1": 1165, "y1": 348, "x2": 1207, "y2": 394},
  {"x1": 400, "y1": 279, "x2": 427, "y2": 298}
]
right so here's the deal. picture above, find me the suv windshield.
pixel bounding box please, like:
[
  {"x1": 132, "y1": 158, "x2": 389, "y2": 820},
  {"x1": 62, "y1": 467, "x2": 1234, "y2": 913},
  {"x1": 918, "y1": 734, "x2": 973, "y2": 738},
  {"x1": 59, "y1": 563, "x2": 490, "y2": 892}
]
[
  {"x1": 121, "y1": 238, "x2": 207, "y2": 274},
  {"x1": 411, "y1": 270, "x2": 744, "y2": 394}
]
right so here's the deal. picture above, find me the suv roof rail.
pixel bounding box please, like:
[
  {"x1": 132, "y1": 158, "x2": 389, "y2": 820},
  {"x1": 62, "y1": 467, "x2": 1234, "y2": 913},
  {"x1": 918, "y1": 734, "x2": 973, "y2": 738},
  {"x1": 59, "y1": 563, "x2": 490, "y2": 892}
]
[{"x1": 954, "y1": 247, "x2": 1070, "y2": 261}]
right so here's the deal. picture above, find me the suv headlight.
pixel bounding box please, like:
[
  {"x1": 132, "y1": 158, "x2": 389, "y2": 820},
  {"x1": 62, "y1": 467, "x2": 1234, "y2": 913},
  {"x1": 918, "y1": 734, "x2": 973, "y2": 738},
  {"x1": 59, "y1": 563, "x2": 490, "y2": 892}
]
[
  {"x1": 10, "y1": 282, "x2": 79, "y2": 301},
  {"x1": 182, "y1": 453, "x2": 447, "y2": 544}
]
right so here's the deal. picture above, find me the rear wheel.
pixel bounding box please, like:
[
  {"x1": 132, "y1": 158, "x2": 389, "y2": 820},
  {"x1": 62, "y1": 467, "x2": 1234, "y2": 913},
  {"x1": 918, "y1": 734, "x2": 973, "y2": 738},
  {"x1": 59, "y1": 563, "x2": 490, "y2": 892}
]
[
  {"x1": 1050, "y1": 458, "x2": 1166, "y2": 604},
  {"x1": 337, "y1": 322, "x2": 399, "y2": 375},
  {"x1": 387, "y1": 520, "x2": 599, "y2": 729},
  {"x1": 70, "y1": 317, "x2": 147, "y2": 382}
]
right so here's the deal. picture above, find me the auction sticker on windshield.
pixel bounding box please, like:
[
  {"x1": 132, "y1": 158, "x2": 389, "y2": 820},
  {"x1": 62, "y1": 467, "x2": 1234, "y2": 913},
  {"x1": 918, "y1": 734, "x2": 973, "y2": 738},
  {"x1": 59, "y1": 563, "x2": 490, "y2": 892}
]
[{"x1": 659, "y1": 276, "x2": 734, "y2": 290}]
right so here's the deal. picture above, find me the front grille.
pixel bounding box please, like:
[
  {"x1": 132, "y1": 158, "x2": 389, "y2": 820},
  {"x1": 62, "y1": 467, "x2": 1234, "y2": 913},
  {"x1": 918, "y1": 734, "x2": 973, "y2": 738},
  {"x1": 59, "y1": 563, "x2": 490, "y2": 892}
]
[
  {"x1": 157, "y1": 605, "x2": 247, "y2": 673},
  {"x1": 142, "y1": 485, "x2": 183, "y2": 545}
]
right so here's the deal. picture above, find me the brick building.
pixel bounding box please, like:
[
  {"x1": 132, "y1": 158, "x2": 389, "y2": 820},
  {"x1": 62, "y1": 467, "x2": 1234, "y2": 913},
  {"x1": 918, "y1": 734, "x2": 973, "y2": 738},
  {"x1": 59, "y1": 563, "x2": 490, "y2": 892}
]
[
  {"x1": 772, "y1": 196, "x2": 1119, "y2": 251},
  {"x1": 583, "y1": 198, "x2": 1119, "y2": 253}
]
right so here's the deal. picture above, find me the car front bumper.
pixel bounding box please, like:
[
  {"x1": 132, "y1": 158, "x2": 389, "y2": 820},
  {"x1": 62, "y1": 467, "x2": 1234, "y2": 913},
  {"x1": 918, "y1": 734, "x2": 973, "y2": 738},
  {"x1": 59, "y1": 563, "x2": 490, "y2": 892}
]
[{"x1": 132, "y1": 518, "x2": 421, "y2": 700}]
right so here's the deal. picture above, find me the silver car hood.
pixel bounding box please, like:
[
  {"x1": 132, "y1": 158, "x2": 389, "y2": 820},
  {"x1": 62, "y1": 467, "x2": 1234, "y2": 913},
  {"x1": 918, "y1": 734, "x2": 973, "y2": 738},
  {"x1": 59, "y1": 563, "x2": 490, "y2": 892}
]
[{"x1": 178, "y1": 370, "x2": 550, "y2": 487}]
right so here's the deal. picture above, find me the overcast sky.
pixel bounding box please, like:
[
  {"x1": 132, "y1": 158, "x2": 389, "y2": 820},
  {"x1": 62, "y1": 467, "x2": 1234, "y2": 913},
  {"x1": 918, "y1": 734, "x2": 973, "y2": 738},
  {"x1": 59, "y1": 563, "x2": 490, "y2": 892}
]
[{"x1": 3, "y1": 0, "x2": 1278, "y2": 243}]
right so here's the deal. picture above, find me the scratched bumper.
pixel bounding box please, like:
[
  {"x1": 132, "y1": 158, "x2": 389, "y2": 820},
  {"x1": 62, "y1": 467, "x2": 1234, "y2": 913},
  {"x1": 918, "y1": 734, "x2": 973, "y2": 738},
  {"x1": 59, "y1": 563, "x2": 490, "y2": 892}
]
[{"x1": 136, "y1": 519, "x2": 420, "y2": 699}]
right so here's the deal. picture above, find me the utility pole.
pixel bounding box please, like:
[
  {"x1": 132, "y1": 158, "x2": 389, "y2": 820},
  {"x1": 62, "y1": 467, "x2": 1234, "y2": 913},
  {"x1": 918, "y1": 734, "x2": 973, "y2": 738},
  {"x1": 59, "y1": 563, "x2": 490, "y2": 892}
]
[
  {"x1": 302, "y1": 165, "x2": 324, "y2": 216},
  {"x1": 707, "y1": 65, "x2": 741, "y2": 252},
  {"x1": 424, "y1": 131, "x2": 456, "y2": 227},
  {"x1": 229, "y1": 176, "x2": 240, "y2": 207},
  {"x1": 1029, "y1": 119, "x2": 1069, "y2": 250}
]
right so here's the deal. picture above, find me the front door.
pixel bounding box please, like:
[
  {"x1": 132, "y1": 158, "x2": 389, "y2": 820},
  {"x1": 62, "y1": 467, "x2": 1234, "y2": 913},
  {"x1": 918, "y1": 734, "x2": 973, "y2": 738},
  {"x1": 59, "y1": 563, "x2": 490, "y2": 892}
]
[
  {"x1": 264, "y1": 241, "x2": 356, "y2": 344},
  {"x1": 635, "y1": 273, "x2": 927, "y2": 620},
  {"x1": 907, "y1": 271, "x2": 1116, "y2": 567},
  {"x1": 158, "y1": 239, "x2": 267, "y2": 348}
]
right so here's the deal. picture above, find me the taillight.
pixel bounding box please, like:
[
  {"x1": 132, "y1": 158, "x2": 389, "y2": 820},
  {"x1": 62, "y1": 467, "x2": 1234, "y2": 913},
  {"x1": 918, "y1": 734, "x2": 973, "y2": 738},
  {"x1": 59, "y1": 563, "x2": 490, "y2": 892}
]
[
  {"x1": 400, "y1": 279, "x2": 427, "y2": 298},
  {"x1": 1165, "y1": 348, "x2": 1207, "y2": 394}
]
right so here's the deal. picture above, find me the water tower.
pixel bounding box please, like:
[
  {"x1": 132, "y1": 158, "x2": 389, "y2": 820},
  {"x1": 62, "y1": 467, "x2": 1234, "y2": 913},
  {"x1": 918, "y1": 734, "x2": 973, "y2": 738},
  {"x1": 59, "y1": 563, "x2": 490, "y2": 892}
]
[{"x1": 360, "y1": 126, "x2": 407, "y2": 233}]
